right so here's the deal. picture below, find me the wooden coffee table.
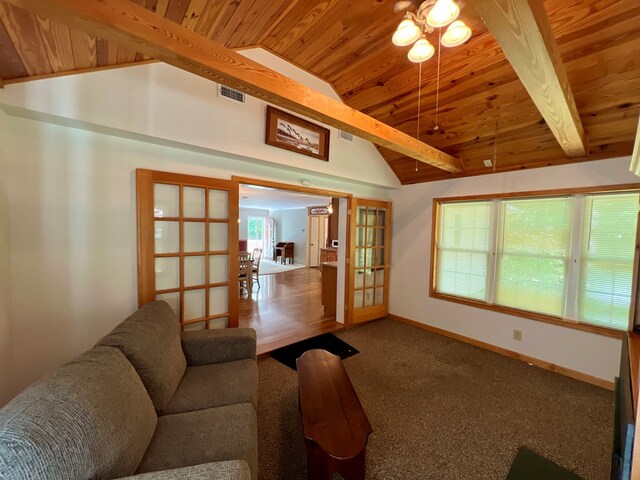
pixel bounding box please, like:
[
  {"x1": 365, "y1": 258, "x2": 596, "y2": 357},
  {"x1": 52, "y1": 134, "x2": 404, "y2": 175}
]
[{"x1": 297, "y1": 349, "x2": 372, "y2": 480}]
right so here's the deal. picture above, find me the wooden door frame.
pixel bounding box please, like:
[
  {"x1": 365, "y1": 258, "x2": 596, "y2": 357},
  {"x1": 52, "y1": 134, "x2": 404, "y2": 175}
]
[{"x1": 231, "y1": 176, "x2": 354, "y2": 324}]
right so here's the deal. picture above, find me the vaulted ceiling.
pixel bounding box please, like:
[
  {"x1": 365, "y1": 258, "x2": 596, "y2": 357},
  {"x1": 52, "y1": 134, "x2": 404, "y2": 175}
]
[{"x1": 0, "y1": 0, "x2": 638, "y2": 184}]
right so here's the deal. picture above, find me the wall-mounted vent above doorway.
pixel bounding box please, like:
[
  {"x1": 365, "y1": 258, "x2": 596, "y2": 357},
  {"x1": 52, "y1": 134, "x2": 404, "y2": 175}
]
[
  {"x1": 339, "y1": 130, "x2": 354, "y2": 142},
  {"x1": 217, "y1": 84, "x2": 246, "y2": 104}
]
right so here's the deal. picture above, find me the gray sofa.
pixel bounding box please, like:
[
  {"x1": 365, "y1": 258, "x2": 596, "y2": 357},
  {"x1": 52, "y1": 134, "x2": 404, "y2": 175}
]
[{"x1": 0, "y1": 301, "x2": 258, "y2": 480}]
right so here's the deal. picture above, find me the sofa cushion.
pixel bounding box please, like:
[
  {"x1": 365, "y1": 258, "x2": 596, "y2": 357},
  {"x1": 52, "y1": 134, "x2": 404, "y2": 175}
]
[
  {"x1": 161, "y1": 359, "x2": 258, "y2": 415},
  {"x1": 98, "y1": 301, "x2": 186, "y2": 412},
  {"x1": 0, "y1": 346, "x2": 157, "y2": 480},
  {"x1": 137, "y1": 403, "x2": 258, "y2": 480},
  {"x1": 119, "y1": 460, "x2": 251, "y2": 480}
]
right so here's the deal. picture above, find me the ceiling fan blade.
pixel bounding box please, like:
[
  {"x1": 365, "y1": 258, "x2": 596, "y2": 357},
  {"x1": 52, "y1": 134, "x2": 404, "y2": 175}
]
[{"x1": 393, "y1": 1, "x2": 415, "y2": 13}]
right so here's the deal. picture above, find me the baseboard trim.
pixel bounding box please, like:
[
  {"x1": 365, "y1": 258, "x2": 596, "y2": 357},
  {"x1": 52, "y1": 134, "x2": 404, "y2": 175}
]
[{"x1": 387, "y1": 314, "x2": 614, "y2": 391}]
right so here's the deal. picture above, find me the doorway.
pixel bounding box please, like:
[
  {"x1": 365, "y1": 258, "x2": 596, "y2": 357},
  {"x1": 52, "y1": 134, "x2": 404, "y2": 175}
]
[
  {"x1": 308, "y1": 215, "x2": 328, "y2": 268},
  {"x1": 236, "y1": 179, "x2": 348, "y2": 353}
]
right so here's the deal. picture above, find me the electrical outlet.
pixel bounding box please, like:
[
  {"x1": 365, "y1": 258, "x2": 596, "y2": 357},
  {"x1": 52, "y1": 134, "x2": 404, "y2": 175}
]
[{"x1": 513, "y1": 329, "x2": 522, "y2": 341}]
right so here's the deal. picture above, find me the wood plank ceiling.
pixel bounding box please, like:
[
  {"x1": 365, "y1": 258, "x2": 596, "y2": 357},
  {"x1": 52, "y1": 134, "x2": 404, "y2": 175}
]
[{"x1": 0, "y1": 0, "x2": 638, "y2": 184}]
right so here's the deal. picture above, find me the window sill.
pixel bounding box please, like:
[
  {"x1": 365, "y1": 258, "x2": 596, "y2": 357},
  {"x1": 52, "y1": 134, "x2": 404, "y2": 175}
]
[{"x1": 430, "y1": 292, "x2": 625, "y2": 339}]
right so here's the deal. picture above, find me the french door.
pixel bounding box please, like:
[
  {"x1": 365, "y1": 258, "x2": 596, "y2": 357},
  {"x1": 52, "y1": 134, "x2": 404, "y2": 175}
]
[
  {"x1": 137, "y1": 169, "x2": 239, "y2": 329},
  {"x1": 349, "y1": 199, "x2": 392, "y2": 323}
]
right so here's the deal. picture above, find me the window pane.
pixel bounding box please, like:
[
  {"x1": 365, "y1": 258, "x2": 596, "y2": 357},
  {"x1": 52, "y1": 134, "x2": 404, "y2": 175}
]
[
  {"x1": 184, "y1": 222, "x2": 205, "y2": 252},
  {"x1": 209, "y1": 255, "x2": 229, "y2": 284},
  {"x1": 437, "y1": 250, "x2": 488, "y2": 300},
  {"x1": 154, "y1": 221, "x2": 179, "y2": 254},
  {"x1": 154, "y1": 184, "x2": 179, "y2": 218},
  {"x1": 184, "y1": 256, "x2": 205, "y2": 287},
  {"x1": 436, "y1": 201, "x2": 491, "y2": 301},
  {"x1": 155, "y1": 257, "x2": 180, "y2": 290},
  {"x1": 184, "y1": 289, "x2": 205, "y2": 320},
  {"x1": 578, "y1": 193, "x2": 639, "y2": 330},
  {"x1": 209, "y1": 223, "x2": 229, "y2": 251},
  {"x1": 500, "y1": 198, "x2": 571, "y2": 257},
  {"x1": 495, "y1": 255, "x2": 566, "y2": 316},
  {"x1": 209, "y1": 286, "x2": 229, "y2": 316},
  {"x1": 183, "y1": 187, "x2": 205, "y2": 218},
  {"x1": 209, "y1": 317, "x2": 228, "y2": 329},
  {"x1": 440, "y1": 202, "x2": 491, "y2": 251},
  {"x1": 209, "y1": 190, "x2": 228, "y2": 219},
  {"x1": 495, "y1": 197, "x2": 571, "y2": 316}
]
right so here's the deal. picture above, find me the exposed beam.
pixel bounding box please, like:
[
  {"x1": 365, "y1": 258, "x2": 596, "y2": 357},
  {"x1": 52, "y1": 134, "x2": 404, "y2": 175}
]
[
  {"x1": 470, "y1": 0, "x2": 587, "y2": 157},
  {"x1": 5, "y1": 0, "x2": 462, "y2": 173}
]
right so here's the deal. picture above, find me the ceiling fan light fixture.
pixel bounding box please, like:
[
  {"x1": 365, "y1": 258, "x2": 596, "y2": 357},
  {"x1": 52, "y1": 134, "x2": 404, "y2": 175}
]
[
  {"x1": 441, "y1": 20, "x2": 471, "y2": 47},
  {"x1": 408, "y1": 38, "x2": 435, "y2": 63},
  {"x1": 392, "y1": 18, "x2": 422, "y2": 46},
  {"x1": 426, "y1": 0, "x2": 460, "y2": 28}
]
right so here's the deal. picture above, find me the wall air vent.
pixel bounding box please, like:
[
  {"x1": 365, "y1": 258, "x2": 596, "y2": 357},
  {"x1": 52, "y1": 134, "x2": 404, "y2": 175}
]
[
  {"x1": 217, "y1": 84, "x2": 246, "y2": 104},
  {"x1": 339, "y1": 130, "x2": 354, "y2": 142}
]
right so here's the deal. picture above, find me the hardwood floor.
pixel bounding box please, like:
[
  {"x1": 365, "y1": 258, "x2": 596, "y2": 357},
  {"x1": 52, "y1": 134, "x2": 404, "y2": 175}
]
[{"x1": 239, "y1": 267, "x2": 343, "y2": 355}]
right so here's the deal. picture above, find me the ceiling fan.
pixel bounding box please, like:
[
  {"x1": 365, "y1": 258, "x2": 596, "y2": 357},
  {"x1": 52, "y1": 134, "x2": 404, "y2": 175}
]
[
  {"x1": 391, "y1": 0, "x2": 472, "y2": 62},
  {"x1": 393, "y1": 0, "x2": 416, "y2": 13}
]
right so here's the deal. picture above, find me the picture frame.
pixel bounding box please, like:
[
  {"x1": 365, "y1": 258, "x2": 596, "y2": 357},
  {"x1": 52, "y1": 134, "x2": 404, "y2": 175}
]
[{"x1": 265, "y1": 106, "x2": 330, "y2": 161}]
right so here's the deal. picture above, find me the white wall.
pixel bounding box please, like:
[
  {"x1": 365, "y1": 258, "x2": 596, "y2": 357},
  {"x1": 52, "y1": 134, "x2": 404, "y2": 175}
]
[
  {"x1": 0, "y1": 49, "x2": 400, "y2": 190},
  {"x1": 271, "y1": 209, "x2": 308, "y2": 265},
  {"x1": 239, "y1": 208, "x2": 268, "y2": 240},
  {"x1": 0, "y1": 110, "x2": 13, "y2": 405},
  {"x1": 0, "y1": 114, "x2": 392, "y2": 404},
  {"x1": 389, "y1": 156, "x2": 637, "y2": 382}
]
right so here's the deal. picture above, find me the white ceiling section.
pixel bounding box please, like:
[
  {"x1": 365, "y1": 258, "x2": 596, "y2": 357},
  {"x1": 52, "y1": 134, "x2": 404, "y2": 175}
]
[{"x1": 239, "y1": 184, "x2": 330, "y2": 211}]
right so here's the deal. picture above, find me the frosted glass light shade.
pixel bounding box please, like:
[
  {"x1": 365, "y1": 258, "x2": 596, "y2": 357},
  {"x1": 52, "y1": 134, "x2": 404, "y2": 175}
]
[
  {"x1": 426, "y1": 0, "x2": 459, "y2": 28},
  {"x1": 392, "y1": 19, "x2": 421, "y2": 46},
  {"x1": 441, "y1": 20, "x2": 472, "y2": 47},
  {"x1": 408, "y1": 38, "x2": 435, "y2": 63}
]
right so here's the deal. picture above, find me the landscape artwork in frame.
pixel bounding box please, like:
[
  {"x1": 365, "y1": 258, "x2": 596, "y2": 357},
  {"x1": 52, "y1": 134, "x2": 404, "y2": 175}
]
[{"x1": 265, "y1": 106, "x2": 330, "y2": 161}]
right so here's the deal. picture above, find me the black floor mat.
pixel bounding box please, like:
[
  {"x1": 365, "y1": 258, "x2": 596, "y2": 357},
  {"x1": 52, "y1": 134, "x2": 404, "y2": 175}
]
[
  {"x1": 507, "y1": 447, "x2": 583, "y2": 480},
  {"x1": 270, "y1": 333, "x2": 359, "y2": 370}
]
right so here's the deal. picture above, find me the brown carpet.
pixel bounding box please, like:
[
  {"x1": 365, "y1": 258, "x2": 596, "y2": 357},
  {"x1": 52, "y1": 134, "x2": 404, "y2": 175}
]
[{"x1": 257, "y1": 319, "x2": 613, "y2": 480}]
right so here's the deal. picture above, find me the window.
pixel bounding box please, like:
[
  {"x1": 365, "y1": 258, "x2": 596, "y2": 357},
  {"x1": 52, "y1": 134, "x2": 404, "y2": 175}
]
[
  {"x1": 436, "y1": 202, "x2": 491, "y2": 301},
  {"x1": 247, "y1": 216, "x2": 264, "y2": 252},
  {"x1": 433, "y1": 188, "x2": 639, "y2": 332}
]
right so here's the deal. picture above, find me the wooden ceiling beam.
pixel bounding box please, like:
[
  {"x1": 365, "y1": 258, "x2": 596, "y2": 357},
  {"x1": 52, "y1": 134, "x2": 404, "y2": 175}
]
[
  {"x1": 4, "y1": 0, "x2": 462, "y2": 173},
  {"x1": 470, "y1": 0, "x2": 587, "y2": 157}
]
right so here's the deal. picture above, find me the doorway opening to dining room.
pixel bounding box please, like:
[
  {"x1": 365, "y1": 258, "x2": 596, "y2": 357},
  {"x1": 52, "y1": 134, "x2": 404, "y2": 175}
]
[{"x1": 234, "y1": 177, "x2": 350, "y2": 354}]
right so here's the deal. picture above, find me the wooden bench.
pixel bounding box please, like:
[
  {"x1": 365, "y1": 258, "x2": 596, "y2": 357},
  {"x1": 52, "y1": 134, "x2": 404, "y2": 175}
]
[{"x1": 296, "y1": 349, "x2": 372, "y2": 480}]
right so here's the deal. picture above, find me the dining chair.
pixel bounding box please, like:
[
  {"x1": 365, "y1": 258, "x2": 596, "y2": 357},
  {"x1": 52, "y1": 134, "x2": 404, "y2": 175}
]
[
  {"x1": 238, "y1": 252, "x2": 253, "y2": 295},
  {"x1": 251, "y1": 248, "x2": 263, "y2": 289}
]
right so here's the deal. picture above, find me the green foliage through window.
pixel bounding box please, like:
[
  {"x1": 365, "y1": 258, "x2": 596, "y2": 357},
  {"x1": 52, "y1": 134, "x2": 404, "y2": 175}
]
[{"x1": 435, "y1": 191, "x2": 639, "y2": 331}]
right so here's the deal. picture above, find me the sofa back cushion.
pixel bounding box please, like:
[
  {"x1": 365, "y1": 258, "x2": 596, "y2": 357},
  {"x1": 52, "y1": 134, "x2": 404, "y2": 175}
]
[
  {"x1": 97, "y1": 301, "x2": 187, "y2": 412},
  {"x1": 0, "y1": 346, "x2": 157, "y2": 480}
]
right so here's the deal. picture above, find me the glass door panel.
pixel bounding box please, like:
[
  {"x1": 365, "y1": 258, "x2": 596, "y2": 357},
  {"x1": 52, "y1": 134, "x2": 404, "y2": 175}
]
[
  {"x1": 137, "y1": 169, "x2": 238, "y2": 330},
  {"x1": 349, "y1": 199, "x2": 392, "y2": 323}
]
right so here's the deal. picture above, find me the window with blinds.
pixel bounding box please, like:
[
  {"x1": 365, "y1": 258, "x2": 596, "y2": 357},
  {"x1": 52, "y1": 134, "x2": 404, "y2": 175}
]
[
  {"x1": 578, "y1": 193, "x2": 639, "y2": 330},
  {"x1": 437, "y1": 202, "x2": 491, "y2": 301},
  {"x1": 433, "y1": 189, "x2": 639, "y2": 332},
  {"x1": 495, "y1": 198, "x2": 572, "y2": 317}
]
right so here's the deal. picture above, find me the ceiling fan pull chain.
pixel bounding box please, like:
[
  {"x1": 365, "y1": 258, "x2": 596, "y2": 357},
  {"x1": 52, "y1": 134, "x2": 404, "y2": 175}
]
[
  {"x1": 493, "y1": 122, "x2": 499, "y2": 174},
  {"x1": 416, "y1": 60, "x2": 423, "y2": 172},
  {"x1": 434, "y1": 27, "x2": 442, "y2": 130}
]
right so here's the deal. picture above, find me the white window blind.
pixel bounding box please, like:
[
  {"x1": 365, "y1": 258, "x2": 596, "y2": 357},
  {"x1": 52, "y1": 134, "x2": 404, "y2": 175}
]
[
  {"x1": 436, "y1": 202, "x2": 491, "y2": 301},
  {"x1": 434, "y1": 189, "x2": 639, "y2": 332},
  {"x1": 495, "y1": 197, "x2": 572, "y2": 317},
  {"x1": 578, "y1": 193, "x2": 639, "y2": 330}
]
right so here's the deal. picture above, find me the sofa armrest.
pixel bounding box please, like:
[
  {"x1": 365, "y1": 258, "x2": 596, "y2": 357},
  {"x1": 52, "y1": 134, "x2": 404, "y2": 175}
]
[
  {"x1": 116, "y1": 461, "x2": 251, "y2": 480},
  {"x1": 181, "y1": 328, "x2": 257, "y2": 366}
]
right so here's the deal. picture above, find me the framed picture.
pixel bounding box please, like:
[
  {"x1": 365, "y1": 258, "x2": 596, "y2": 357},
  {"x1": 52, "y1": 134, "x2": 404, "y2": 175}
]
[{"x1": 265, "y1": 106, "x2": 330, "y2": 161}]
